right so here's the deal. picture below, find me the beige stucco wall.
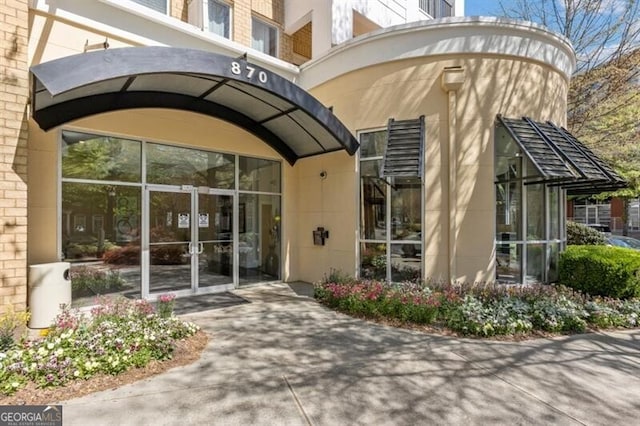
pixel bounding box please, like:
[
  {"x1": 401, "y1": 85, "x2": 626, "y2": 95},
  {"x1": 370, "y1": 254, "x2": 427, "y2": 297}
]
[
  {"x1": 293, "y1": 151, "x2": 357, "y2": 283},
  {"x1": 305, "y1": 54, "x2": 568, "y2": 282},
  {"x1": 28, "y1": 9, "x2": 139, "y2": 65}
]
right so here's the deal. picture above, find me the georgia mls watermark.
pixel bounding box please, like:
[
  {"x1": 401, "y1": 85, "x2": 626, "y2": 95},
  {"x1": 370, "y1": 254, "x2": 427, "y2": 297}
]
[{"x1": 0, "y1": 405, "x2": 62, "y2": 426}]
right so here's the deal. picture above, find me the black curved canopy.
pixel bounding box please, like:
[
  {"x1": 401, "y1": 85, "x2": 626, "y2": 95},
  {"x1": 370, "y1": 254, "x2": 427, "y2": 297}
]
[{"x1": 30, "y1": 47, "x2": 359, "y2": 165}]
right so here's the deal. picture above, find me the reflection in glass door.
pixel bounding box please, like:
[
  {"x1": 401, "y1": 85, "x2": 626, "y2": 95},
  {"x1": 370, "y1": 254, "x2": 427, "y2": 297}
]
[
  {"x1": 146, "y1": 187, "x2": 236, "y2": 296},
  {"x1": 197, "y1": 191, "x2": 234, "y2": 288},
  {"x1": 148, "y1": 189, "x2": 193, "y2": 294}
]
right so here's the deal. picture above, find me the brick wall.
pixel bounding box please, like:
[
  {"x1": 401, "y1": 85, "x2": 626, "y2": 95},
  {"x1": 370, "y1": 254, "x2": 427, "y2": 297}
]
[
  {"x1": 292, "y1": 22, "x2": 312, "y2": 59},
  {"x1": 0, "y1": 0, "x2": 29, "y2": 313},
  {"x1": 170, "y1": 0, "x2": 188, "y2": 22},
  {"x1": 168, "y1": 0, "x2": 293, "y2": 62},
  {"x1": 230, "y1": 0, "x2": 292, "y2": 61}
]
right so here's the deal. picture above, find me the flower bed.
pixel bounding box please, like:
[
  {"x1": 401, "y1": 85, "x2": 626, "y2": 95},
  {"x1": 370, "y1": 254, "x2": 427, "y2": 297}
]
[
  {"x1": 314, "y1": 278, "x2": 640, "y2": 337},
  {"x1": 0, "y1": 296, "x2": 199, "y2": 395}
]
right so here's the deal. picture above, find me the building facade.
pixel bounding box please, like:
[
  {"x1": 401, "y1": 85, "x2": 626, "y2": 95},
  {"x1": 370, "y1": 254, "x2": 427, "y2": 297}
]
[{"x1": 1, "y1": 0, "x2": 622, "y2": 314}]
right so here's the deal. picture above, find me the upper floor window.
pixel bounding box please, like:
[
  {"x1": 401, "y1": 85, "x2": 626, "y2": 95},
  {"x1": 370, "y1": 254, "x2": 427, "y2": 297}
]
[
  {"x1": 208, "y1": 0, "x2": 231, "y2": 38},
  {"x1": 252, "y1": 17, "x2": 278, "y2": 56},
  {"x1": 418, "y1": 0, "x2": 453, "y2": 18},
  {"x1": 131, "y1": 0, "x2": 168, "y2": 14}
]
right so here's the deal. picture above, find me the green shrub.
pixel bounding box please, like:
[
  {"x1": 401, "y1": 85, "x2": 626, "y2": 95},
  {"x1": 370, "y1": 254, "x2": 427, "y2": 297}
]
[
  {"x1": 559, "y1": 245, "x2": 640, "y2": 299},
  {"x1": 566, "y1": 221, "x2": 606, "y2": 245}
]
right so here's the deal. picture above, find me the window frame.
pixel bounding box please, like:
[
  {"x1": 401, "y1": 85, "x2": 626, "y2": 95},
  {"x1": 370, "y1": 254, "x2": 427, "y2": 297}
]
[
  {"x1": 58, "y1": 126, "x2": 283, "y2": 293},
  {"x1": 357, "y1": 128, "x2": 424, "y2": 282},
  {"x1": 494, "y1": 125, "x2": 567, "y2": 284},
  {"x1": 251, "y1": 16, "x2": 279, "y2": 57},
  {"x1": 206, "y1": 0, "x2": 232, "y2": 39},
  {"x1": 129, "y1": 0, "x2": 169, "y2": 15}
]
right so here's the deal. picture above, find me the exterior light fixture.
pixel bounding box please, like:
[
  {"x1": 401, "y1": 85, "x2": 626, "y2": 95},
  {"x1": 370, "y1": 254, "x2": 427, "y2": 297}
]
[{"x1": 84, "y1": 38, "x2": 109, "y2": 53}]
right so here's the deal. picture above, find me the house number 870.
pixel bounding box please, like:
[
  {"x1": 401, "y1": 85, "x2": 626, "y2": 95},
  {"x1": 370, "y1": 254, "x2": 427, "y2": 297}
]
[{"x1": 230, "y1": 61, "x2": 268, "y2": 83}]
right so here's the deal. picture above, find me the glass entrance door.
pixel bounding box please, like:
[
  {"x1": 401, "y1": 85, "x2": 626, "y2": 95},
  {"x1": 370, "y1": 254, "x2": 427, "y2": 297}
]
[
  {"x1": 145, "y1": 186, "x2": 235, "y2": 296},
  {"x1": 147, "y1": 188, "x2": 193, "y2": 294},
  {"x1": 197, "y1": 190, "x2": 234, "y2": 288}
]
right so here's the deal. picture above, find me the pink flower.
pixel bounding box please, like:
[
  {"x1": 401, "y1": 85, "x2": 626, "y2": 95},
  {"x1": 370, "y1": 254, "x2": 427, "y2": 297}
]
[{"x1": 159, "y1": 293, "x2": 176, "y2": 303}]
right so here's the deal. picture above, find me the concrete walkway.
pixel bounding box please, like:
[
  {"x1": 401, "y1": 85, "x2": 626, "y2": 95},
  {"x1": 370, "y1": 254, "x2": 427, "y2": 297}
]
[{"x1": 62, "y1": 283, "x2": 640, "y2": 425}]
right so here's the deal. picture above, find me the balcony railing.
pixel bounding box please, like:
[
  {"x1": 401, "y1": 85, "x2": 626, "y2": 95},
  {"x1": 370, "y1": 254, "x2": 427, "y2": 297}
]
[{"x1": 418, "y1": 0, "x2": 454, "y2": 18}]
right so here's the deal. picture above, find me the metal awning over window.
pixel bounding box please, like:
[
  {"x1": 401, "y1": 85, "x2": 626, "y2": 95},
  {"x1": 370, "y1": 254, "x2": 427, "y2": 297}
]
[
  {"x1": 497, "y1": 115, "x2": 626, "y2": 194},
  {"x1": 381, "y1": 116, "x2": 425, "y2": 178},
  {"x1": 29, "y1": 47, "x2": 359, "y2": 165}
]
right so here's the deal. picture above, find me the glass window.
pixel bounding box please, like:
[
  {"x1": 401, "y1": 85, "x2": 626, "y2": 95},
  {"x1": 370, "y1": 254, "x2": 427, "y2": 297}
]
[
  {"x1": 131, "y1": 0, "x2": 167, "y2": 14},
  {"x1": 526, "y1": 183, "x2": 545, "y2": 240},
  {"x1": 146, "y1": 143, "x2": 235, "y2": 189},
  {"x1": 495, "y1": 127, "x2": 522, "y2": 242},
  {"x1": 359, "y1": 130, "x2": 423, "y2": 282},
  {"x1": 62, "y1": 183, "x2": 141, "y2": 306},
  {"x1": 360, "y1": 242, "x2": 386, "y2": 280},
  {"x1": 252, "y1": 17, "x2": 278, "y2": 56},
  {"x1": 495, "y1": 180, "x2": 522, "y2": 241},
  {"x1": 548, "y1": 243, "x2": 560, "y2": 283},
  {"x1": 549, "y1": 186, "x2": 560, "y2": 239},
  {"x1": 360, "y1": 131, "x2": 387, "y2": 158},
  {"x1": 391, "y1": 243, "x2": 421, "y2": 282},
  {"x1": 496, "y1": 243, "x2": 522, "y2": 283},
  {"x1": 62, "y1": 131, "x2": 141, "y2": 182},
  {"x1": 526, "y1": 243, "x2": 545, "y2": 284},
  {"x1": 391, "y1": 178, "x2": 422, "y2": 241},
  {"x1": 239, "y1": 157, "x2": 281, "y2": 193},
  {"x1": 360, "y1": 160, "x2": 386, "y2": 240},
  {"x1": 494, "y1": 122, "x2": 568, "y2": 284},
  {"x1": 208, "y1": 0, "x2": 231, "y2": 38},
  {"x1": 238, "y1": 193, "x2": 281, "y2": 283}
]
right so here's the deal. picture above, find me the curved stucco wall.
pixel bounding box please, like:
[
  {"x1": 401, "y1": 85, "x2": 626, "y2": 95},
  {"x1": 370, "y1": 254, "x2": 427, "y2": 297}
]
[
  {"x1": 299, "y1": 17, "x2": 575, "y2": 89},
  {"x1": 298, "y1": 20, "x2": 573, "y2": 283}
]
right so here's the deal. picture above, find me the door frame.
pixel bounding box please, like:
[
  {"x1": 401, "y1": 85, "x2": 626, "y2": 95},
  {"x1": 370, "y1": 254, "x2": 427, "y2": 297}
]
[{"x1": 142, "y1": 184, "x2": 237, "y2": 299}]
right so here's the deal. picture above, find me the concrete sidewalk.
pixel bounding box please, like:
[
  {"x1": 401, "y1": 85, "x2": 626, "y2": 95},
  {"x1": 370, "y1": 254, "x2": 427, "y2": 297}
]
[{"x1": 61, "y1": 283, "x2": 640, "y2": 425}]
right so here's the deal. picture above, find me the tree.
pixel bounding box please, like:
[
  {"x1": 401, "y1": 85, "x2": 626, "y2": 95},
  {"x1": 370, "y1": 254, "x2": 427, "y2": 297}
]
[
  {"x1": 498, "y1": 0, "x2": 640, "y2": 232},
  {"x1": 498, "y1": 0, "x2": 640, "y2": 131}
]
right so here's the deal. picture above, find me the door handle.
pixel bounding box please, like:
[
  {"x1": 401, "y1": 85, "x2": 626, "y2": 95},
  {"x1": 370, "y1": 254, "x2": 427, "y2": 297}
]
[
  {"x1": 197, "y1": 242, "x2": 204, "y2": 254},
  {"x1": 188, "y1": 242, "x2": 194, "y2": 255}
]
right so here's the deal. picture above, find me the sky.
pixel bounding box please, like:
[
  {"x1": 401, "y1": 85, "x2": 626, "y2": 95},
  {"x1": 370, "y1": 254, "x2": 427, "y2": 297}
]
[{"x1": 464, "y1": 0, "x2": 504, "y2": 17}]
